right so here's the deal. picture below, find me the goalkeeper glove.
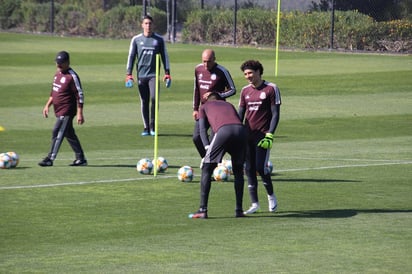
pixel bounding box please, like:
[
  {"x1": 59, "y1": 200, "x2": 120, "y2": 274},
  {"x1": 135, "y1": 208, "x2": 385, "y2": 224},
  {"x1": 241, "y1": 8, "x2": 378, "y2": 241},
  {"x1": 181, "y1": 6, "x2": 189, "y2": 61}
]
[
  {"x1": 125, "y1": 74, "x2": 134, "y2": 88},
  {"x1": 257, "y1": 133, "x2": 274, "y2": 149},
  {"x1": 163, "y1": 74, "x2": 172, "y2": 88}
]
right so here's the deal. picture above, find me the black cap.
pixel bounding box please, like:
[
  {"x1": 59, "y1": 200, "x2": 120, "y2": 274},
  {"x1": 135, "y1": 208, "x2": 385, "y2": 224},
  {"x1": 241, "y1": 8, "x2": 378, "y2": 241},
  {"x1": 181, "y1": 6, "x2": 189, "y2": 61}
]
[{"x1": 55, "y1": 51, "x2": 70, "y2": 64}]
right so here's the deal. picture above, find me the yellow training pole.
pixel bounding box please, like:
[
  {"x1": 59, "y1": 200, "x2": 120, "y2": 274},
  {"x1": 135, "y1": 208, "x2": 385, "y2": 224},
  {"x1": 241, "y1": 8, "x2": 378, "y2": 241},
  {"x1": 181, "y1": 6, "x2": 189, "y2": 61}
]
[
  {"x1": 275, "y1": 0, "x2": 281, "y2": 77},
  {"x1": 154, "y1": 54, "x2": 160, "y2": 176}
]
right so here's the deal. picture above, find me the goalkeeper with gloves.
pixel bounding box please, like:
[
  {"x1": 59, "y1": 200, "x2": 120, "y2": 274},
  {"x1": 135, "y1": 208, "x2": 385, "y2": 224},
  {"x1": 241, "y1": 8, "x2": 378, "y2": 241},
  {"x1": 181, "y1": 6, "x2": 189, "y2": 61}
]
[
  {"x1": 125, "y1": 15, "x2": 171, "y2": 136},
  {"x1": 238, "y1": 60, "x2": 281, "y2": 215}
]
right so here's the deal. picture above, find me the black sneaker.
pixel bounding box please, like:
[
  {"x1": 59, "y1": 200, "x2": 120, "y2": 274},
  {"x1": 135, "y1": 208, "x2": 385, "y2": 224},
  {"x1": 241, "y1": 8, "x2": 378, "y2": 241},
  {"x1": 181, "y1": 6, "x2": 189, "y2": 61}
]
[
  {"x1": 235, "y1": 210, "x2": 246, "y2": 218},
  {"x1": 38, "y1": 157, "x2": 53, "y2": 167},
  {"x1": 69, "y1": 159, "x2": 88, "y2": 166},
  {"x1": 189, "y1": 209, "x2": 208, "y2": 219}
]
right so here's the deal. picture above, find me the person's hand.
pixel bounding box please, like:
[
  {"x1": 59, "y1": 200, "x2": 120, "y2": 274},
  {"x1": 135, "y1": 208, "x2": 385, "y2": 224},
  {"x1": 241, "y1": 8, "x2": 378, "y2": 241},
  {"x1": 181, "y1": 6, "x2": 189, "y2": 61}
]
[
  {"x1": 163, "y1": 74, "x2": 171, "y2": 88},
  {"x1": 257, "y1": 133, "x2": 274, "y2": 149},
  {"x1": 42, "y1": 107, "x2": 49, "y2": 118},
  {"x1": 77, "y1": 114, "x2": 85, "y2": 125},
  {"x1": 202, "y1": 91, "x2": 211, "y2": 100},
  {"x1": 193, "y1": 111, "x2": 199, "y2": 120},
  {"x1": 125, "y1": 74, "x2": 134, "y2": 88}
]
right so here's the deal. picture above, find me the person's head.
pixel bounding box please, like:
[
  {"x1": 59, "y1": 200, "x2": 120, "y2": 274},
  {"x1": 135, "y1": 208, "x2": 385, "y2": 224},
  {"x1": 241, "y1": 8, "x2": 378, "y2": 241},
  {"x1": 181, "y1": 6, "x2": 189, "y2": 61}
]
[
  {"x1": 206, "y1": 92, "x2": 223, "y2": 101},
  {"x1": 55, "y1": 51, "x2": 70, "y2": 71},
  {"x1": 141, "y1": 15, "x2": 153, "y2": 36},
  {"x1": 201, "y1": 49, "x2": 216, "y2": 71},
  {"x1": 240, "y1": 60, "x2": 264, "y2": 86}
]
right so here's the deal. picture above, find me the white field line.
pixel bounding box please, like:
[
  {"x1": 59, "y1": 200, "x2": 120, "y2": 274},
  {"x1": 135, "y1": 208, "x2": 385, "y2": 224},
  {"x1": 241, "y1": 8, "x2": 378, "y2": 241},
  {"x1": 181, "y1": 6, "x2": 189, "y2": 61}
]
[{"x1": 1, "y1": 160, "x2": 411, "y2": 190}]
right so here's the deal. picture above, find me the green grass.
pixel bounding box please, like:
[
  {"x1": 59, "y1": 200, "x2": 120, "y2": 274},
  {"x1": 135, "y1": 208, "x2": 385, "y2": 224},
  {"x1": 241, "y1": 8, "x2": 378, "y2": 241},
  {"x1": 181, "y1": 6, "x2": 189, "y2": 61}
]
[{"x1": 0, "y1": 32, "x2": 411, "y2": 273}]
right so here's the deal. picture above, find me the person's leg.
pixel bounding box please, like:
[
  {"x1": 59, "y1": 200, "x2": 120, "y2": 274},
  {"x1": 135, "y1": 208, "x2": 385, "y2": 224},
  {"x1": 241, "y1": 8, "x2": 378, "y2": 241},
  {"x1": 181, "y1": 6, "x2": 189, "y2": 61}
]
[
  {"x1": 65, "y1": 116, "x2": 86, "y2": 163},
  {"x1": 148, "y1": 77, "x2": 156, "y2": 133},
  {"x1": 138, "y1": 78, "x2": 150, "y2": 134}
]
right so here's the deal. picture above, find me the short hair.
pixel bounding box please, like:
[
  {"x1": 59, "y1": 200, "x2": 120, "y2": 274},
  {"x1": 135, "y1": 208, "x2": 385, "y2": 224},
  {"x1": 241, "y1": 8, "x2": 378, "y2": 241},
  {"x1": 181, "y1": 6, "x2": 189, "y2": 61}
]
[
  {"x1": 240, "y1": 60, "x2": 264, "y2": 75},
  {"x1": 142, "y1": 14, "x2": 153, "y2": 22},
  {"x1": 207, "y1": 92, "x2": 223, "y2": 101}
]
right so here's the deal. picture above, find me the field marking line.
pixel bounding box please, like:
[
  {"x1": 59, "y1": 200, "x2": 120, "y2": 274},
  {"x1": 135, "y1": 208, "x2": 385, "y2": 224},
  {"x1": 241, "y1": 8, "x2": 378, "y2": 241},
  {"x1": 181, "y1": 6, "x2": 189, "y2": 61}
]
[{"x1": 0, "y1": 160, "x2": 411, "y2": 191}]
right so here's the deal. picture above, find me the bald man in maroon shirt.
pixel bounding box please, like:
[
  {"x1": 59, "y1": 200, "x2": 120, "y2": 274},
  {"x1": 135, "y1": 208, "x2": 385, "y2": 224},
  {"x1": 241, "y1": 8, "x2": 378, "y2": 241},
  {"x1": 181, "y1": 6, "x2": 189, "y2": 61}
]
[
  {"x1": 192, "y1": 49, "x2": 236, "y2": 161},
  {"x1": 189, "y1": 93, "x2": 246, "y2": 219}
]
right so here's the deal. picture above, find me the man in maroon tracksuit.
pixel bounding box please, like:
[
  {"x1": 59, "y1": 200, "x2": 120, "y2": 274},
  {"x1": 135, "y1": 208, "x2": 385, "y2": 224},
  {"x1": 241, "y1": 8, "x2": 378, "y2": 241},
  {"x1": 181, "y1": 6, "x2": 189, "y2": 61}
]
[
  {"x1": 38, "y1": 51, "x2": 87, "y2": 167},
  {"x1": 189, "y1": 93, "x2": 247, "y2": 219},
  {"x1": 192, "y1": 49, "x2": 236, "y2": 160}
]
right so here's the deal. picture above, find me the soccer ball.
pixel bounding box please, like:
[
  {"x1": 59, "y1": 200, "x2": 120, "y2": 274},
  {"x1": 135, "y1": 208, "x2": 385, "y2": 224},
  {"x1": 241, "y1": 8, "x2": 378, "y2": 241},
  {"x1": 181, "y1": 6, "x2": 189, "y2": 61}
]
[
  {"x1": 177, "y1": 166, "x2": 193, "y2": 182},
  {"x1": 6, "y1": 151, "x2": 19, "y2": 168},
  {"x1": 152, "y1": 157, "x2": 168, "y2": 173},
  {"x1": 0, "y1": 153, "x2": 12, "y2": 169},
  {"x1": 213, "y1": 165, "x2": 230, "y2": 182},
  {"x1": 220, "y1": 159, "x2": 233, "y2": 175},
  {"x1": 136, "y1": 158, "x2": 153, "y2": 175}
]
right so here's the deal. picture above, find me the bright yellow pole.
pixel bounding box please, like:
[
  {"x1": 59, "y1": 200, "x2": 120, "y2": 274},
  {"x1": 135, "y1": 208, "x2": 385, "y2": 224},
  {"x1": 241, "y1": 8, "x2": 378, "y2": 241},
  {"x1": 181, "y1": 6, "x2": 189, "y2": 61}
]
[
  {"x1": 154, "y1": 54, "x2": 160, "y2": 176},
  {"x1": 275, "y1": 0, "x2": 281, "y2": 77}
]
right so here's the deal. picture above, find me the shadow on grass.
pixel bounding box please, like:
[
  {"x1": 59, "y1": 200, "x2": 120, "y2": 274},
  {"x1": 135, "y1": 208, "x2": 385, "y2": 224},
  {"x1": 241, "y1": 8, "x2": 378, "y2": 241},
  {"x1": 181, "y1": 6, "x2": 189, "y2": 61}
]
[
  {"x1": 264, "y1": 209, "x2": 412, "y2": 218},
  {"x1": 275, "y1": 177, "x2": 361, "y2": 183},
  {"x1": 157, "y1": 133, "x2": 193, "y2": 137},
  {"x1": 208, "y1": 209, "x2": 412, "y2": 220}
]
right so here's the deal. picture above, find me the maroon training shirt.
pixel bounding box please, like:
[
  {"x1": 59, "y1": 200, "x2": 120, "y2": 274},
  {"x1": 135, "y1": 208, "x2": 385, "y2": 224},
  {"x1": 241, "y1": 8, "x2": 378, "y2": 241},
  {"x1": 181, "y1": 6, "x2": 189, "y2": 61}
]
[
  {"x1": 50, "y1": 68, "x2": 84, "y2": 117},
  {"x1": 238, "y1": 81, "x2": 281, "y2": 134},
  {"x1": 193, "y1": 63, "x2": 236, "y2": 111},
  {"x1": 199, "y1": 100, "x2": 242, "y2": 133}
]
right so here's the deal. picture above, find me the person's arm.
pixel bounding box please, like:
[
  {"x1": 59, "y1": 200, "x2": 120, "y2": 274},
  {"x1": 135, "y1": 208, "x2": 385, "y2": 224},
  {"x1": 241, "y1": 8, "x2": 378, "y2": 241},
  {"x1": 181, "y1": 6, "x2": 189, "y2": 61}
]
[
  {"x1": 199, "y1": 117, "x2": 210, "y2": 147},
  {"x1": 193, "y1": 71, "x2": 201, "y2": 118},
  {"x1": 126, "y1": 37, "x2": 137, "y2": 76},
  {"x1": 267, "y1": 104, "x2": 280, "y2": 134},
  {"x1": 42, "y1": 96, "x2": 53, "y2": 118},
  {"x1": 77, "y1": 105, "x2": 84, "y2": 125},
  {"x1": 218, "y1": 66, "x2": 236, "y2": 99},
  {"x1": 159, "y1": 37, "x2": 170, "y2": 76},
  {"x1": 237, "y1": 106, "x2": 245, "y2": 122}
]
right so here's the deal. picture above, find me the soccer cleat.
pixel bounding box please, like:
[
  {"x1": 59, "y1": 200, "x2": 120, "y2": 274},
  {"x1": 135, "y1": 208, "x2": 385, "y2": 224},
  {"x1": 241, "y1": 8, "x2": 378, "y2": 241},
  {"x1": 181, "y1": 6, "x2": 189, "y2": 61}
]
[
  {"x1": 38, "y1": 157, "x2": 53, "y2": 167},
  {"x1": 235, "y1": 210, "x2": 246, "y2": 218},
  {"x1": 189, "y1": 209, "x2": 208, "y2": 219},
  {"x1": 141, "y1": 130, "x2": 150, "y2": 136},
  {"x1": 268, "y1": 195, "x2": 277, "y2": 212},
  {"x1": 244, "y1": 203, "x2": 260, "y2": 215},
  {"x1": 70, "y1": 159, "x2": 88, "y2": 166},
  {"x1": 150, "y1": 130, "x2": 155, "y2": 136}
]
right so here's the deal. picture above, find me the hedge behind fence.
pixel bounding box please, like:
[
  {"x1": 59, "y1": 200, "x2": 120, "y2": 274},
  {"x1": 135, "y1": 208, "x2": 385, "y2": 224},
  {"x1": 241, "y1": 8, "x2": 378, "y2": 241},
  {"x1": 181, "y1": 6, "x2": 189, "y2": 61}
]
[{"x1": 183, "y1": 9, "x2": 412, "y2": 52}]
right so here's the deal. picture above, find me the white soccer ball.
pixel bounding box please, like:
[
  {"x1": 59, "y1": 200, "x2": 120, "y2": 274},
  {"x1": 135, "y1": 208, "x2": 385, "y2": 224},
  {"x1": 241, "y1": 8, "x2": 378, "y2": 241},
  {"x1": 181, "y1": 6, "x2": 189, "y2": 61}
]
[
  {"x1": 136, "y1": 158, "x2": 153, "y2": 175},
  {"x1": 177, "y1": 165, "x2": 194, "y2": 182},
  {"x1": 220, "y1": 159, "x2": 233, "y2": 175},
  {"x1": 152, "y1": 156, "x2": 168, "y2": 173},
  {"x1": 213, "y1": 165, "x2": 230, "y2": 182},
  {"x1": 6, "y1": 151, "x2": 19, "y2": 168},
  {"x1": 0, "y1": 153, "x2": 12, "y2": 169}
]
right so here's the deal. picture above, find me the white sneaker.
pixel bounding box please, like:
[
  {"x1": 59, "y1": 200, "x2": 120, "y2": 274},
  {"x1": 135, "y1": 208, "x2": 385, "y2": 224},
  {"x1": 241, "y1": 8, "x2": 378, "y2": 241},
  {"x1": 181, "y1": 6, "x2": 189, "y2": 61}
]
[
  {"x1": 244, "y1": 203, "x2": 260, "y2": 215},
  {"x1": 268, "y1": 195, "x2": 277, "y2": 212}
]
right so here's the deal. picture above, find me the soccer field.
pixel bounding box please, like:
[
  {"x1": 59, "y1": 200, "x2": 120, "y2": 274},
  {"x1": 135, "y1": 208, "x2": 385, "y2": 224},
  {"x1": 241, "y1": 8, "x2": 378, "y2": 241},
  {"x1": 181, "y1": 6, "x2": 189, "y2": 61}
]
[{"x1": 0, "y1": 32, "x2": 411, "y2": 273}]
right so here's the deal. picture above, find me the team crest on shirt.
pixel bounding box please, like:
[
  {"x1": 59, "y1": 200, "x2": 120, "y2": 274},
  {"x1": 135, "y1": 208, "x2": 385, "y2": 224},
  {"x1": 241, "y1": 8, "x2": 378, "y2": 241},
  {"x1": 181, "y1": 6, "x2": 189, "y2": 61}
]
[
  {"x1": 60, "y1": 77, "x2": 66, "y2": 84},
  {"x1": 211, "y1": 74, "x2": 217, "y2": 80},
  {"x1": 260, "y1": 92, "x2": 266, "y2": 100},
  {"x1": 153, "y1": 40, "x2": 158, "y2": 46},
  {"x1": 198, "y1": 73, "x2": 203, "y2": 80}
]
